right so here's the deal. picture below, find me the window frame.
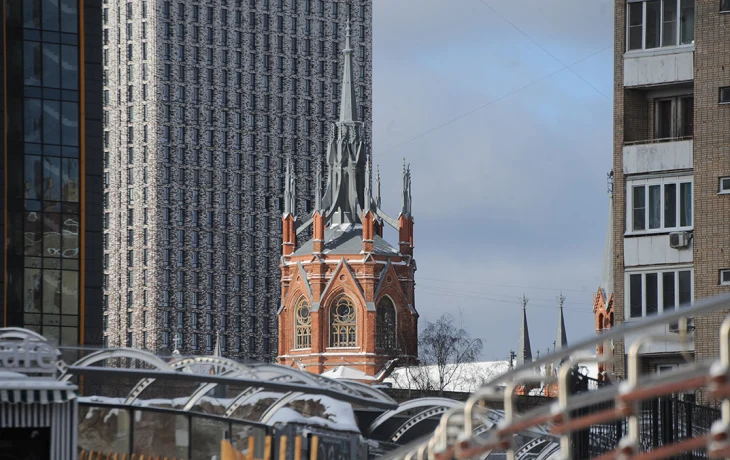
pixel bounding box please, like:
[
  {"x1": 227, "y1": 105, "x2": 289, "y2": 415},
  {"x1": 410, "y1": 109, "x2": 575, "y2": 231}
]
[
  {"x1": 653, "y1": 94, "x2": 693, "y2": 140},
  {"x1": 626, "y1": 266, "x2": 693, "y2": 319},
  {"x1": 328, "y1": 296, "x2": 357, "y2": 348},
  {"x1": 719, "y1": 177, "x2": 730, "y2": 194},
  {"x1": 626, "y1": 175, "x2": 693, "y2": 235},
  {"x1": 294, "y1": 297, "x2": 312, "y2": 349},
  {"x1": 722, "y1": 0, "x2": 730, "y2": 12},
  {"x1": 626, "y1": 0, "x2": 695, "y2": 52},
  {"x1": 375, "y1": 297, "x2": 397, "y2": 351},
  {"x1": 720, "y1": 269, "x2": 730, "y2": 286}
]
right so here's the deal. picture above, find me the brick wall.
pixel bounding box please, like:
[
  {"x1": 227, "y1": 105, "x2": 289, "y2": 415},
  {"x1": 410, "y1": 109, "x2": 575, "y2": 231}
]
[
  {"x1": 693, "y1": 2, "x2": 730, "y2": 364},
  {"x1": 612, "y1": 0, "x2": 628, "y2": 379}
]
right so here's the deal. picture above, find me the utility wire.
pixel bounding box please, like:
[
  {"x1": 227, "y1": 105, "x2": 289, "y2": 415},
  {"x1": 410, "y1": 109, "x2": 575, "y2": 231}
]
[
  {"x1": 381, "y1": 44, "x2": 611, "y2": 155},
  {"x1": 477, "y1": 0, "x2": 611, "y2": 100},
  {"x1": 418, "y1": 286, "x2": 594, "y2": 314},
  {"x1": 417, "y1": 281, "x2": 589, "y2": 307},
  {"x1": 418, "y1": 276, "x2": 592, "y2": 294}
]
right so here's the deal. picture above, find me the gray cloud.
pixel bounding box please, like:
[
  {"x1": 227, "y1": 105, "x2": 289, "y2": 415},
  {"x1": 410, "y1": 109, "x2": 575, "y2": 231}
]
[{"x1": 372, "y1": 0, "x2": 614, "y2": 359}]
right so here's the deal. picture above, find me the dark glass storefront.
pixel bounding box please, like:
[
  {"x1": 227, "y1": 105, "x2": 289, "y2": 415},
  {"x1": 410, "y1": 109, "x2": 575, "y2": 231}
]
[{"x1": 2, "y1": 0, "x2": 103, "y2": 346}]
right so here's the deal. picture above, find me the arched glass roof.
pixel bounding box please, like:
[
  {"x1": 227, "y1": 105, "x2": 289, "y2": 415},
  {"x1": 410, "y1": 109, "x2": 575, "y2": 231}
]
[{"x1": 57, "y1": 346, "x2": 397, "y2": 430}]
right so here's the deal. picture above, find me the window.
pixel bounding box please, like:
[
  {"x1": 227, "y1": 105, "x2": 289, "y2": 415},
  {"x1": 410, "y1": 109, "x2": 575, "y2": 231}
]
[
  {"x1": 654, "y1": 95, "x2": 693, "y2": 139},
  {"x1": 720, "y1": 87, "x2": 730, "y2": 104},
  {"x1": 294, "y1": 298, "x2": 312, "y2": 349},
  {"x1": 721, "y1": 269, "x2": 730, "y2": 286},
  {"x1": 627, "y1": 0, "x2": 694, "y2": 51},
  {"x1": 723, "y1": 0, "x2": 730, "y2": 11},
  {"x1": 719, "y1": 177, "x2": 730, "y2": 194},
  {"x1": 628, "y1": 268, "x2": 692, "y2": 318},
  {"x1": 376, "y1": 298, "x2": 397, "y2": 351},
  {"x1": 628, "y1": 176, "x2": 692, "y2": 232},
  {"x1": 329, "y1": 296, "x2": 356, "y2": 347}
]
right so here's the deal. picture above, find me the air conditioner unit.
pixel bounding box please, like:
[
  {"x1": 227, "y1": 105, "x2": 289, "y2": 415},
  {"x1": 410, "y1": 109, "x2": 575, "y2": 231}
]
[{"x1": 669, "y1": 231, "x2": 691, "y2": 249}]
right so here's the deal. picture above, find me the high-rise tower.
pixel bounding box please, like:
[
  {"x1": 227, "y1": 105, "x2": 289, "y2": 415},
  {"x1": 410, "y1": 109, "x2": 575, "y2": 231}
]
[
  {"x1": 1, "y1": 0, "x2": 104, "y2": 346},
  {"x1": 102, "y1": 0, "x2": 373, "y2": 360}
]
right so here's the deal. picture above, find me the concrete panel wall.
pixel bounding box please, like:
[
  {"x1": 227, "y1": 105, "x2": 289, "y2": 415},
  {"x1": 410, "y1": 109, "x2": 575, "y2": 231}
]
[
  {"x1": 623, "y1": 140, "x2": 693, "y2": 175},
  {"x1": 624, "y1": 49, "x2": 694, "y2": 87},
  {"x1": 624, "y1": 235, "x2": 693, "y2": 267}
]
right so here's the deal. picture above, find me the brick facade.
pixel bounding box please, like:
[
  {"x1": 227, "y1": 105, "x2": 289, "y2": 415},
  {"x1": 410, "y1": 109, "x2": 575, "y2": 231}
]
[
  {"x1": 612, "y1": 0, "x2": 730, "y2": 379},
  {"x1": 612, "y1": 0, "x2": 628, "y2": 379},
  {"x1": 692, "y1": 1, "x2": 730, "y2": 364},
  {"x1": 277, "y1": 214, "x2": 418, "y2": 376}
]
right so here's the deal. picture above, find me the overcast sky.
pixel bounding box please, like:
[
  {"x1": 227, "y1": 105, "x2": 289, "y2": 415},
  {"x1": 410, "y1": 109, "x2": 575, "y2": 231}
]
[{"x1": 371, "y1": 0, "x2": 614, "y2": 360}]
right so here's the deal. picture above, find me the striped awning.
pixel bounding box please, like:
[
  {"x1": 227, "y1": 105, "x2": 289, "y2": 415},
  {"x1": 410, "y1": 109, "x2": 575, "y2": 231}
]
[{"x1": 0, "y1": 388, "x2": 76, "y2": 404}]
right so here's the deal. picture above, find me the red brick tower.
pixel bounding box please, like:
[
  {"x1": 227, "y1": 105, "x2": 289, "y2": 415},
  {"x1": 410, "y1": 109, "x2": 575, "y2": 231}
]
[{"x1": 277, "y1": 24, "x2": 418, "y2": 379}]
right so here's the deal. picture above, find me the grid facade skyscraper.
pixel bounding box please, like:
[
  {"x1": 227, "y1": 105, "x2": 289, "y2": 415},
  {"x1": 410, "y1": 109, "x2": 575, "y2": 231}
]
[
  {"x1": 2, "y1": 0, "x2": 104, "y2": 347},
  {"x1": 102, "y1": 0, "x2": 373, "y2": 361}
]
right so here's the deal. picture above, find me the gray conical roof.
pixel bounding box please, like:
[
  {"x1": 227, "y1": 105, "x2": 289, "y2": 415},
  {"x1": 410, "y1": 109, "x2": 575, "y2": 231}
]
[
  {"x1": 556, "y1": 303, "x2": 568, "y2": 350},
  {"x1": 517, "y1": 294, "x2": 532, "y2": 365}
]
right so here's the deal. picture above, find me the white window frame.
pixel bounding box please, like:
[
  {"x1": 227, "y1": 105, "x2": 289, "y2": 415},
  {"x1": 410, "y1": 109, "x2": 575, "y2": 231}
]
[
  {"x1": 720, "y1": 269, "x2": 730, "y2": 286},
  {"x1": 625, "y1": 266, "x2": 693, "y2": 319},
  {"x1": 719, "y1": 177, "x2": 730, "y2": 194},
  {"x1": 626, "y1": 175, "x2": 693, "y2": 235},
  {"x1": 626, "y1": 0, "x2": 695, "y2": 52}
]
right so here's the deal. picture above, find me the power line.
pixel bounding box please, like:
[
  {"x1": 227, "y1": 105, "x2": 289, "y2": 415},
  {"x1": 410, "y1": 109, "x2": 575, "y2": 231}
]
[
  {"x1": 417, "y1": 286, "x2": 594, "y2": 314},
  {"x1": 380, "y1": 44, "x2": 611, "y2": 155},
  {"x1": 417, "y1": 281, "x2": 589, "y2": 307},
  {"x1": 417, "y1": 276, "x2": 593, "y2": 294},
  {"x1": 477, "y1": 0, "x2": 611, "y2": 101}
]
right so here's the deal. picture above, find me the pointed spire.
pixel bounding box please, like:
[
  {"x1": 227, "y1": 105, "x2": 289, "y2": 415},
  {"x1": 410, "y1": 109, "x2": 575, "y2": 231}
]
[
  {"x1": 556, "y1": 292, "x2": 568, "y2": 350},
  {"x1": 338, "y1": 20, "x2": 357, "y2": 124},
  {"x1": 364, "y1": 154, "x2": 372, "y2": 212},
  {"x1": 517, "y1": 294, "x2": 532, "y2": 365},
  {"x1": 314, "y1": 162, "x2": 323, "y2": 212},
  {"x1": 601, "y1": 171, "x2": 614, "y2": 299},
  {"x1": 375, "y1": 165, "x2": 382, "y2": 208},
  {"x1": 401, "y1": 159, "x2": 412, "y2": 216},
  {"x1": 284, "y1": 156, "x2": 293, "y2": 216}
]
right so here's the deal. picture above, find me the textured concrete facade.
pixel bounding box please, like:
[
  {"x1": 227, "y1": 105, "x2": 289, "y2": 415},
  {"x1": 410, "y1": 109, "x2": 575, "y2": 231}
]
[
  {"x1": 102, "y1": 0, "x2": 372, "y2": 361},
  {"x1": 612, "y1": 0, "x2": 730, "y2": 378}
]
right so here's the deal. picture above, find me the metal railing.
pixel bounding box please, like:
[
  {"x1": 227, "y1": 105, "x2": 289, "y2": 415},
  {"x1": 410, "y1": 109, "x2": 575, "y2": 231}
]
[{"x1": 381, "y1": 292, "x2": 730, "y2": 460}]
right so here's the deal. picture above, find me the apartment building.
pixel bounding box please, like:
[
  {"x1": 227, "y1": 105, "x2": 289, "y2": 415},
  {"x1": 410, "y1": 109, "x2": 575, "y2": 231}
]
[
  {"x1": 1, "y1": 0, "x2": 104, "y2": 346},
  {"x1": 612, "y1": 0, "x2": 730, "y2": 375},
  {"x1": 102, "y1": 0, "x2": 372, "y2": 361}
]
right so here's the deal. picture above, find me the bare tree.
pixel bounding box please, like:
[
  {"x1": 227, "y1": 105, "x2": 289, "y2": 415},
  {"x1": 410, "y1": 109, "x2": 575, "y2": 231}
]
[{"x1": 392, "y1": 313, "x2": 483, "y2": 396}]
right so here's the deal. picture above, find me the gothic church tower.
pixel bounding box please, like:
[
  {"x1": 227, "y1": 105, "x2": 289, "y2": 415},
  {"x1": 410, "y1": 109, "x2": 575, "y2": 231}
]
[{"x1": 277, "y1": 24, "x2": 418, "y2": 378}]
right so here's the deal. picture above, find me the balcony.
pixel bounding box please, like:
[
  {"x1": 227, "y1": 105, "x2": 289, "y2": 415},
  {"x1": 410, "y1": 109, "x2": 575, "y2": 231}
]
[
  {"x1": 623, "y1": 321, "x2": 694, "y2": 354},
  {"x1": 623, "y1": 138, "x2": 692, "y2": 175},
  {"x1": 624, "y1": 46, "x2": 694, "y2": 87}
]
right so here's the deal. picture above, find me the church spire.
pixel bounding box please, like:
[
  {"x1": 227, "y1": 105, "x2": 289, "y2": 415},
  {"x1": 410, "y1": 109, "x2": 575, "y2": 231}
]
[
  {"x1": 517, "y1": 294, "x2": 532, "y2": 365},
  {"x1": 338, "y1": 20, "x2": 358, "y2": 125},
  {"x1": 556, "y1": 292, "x2": 568, "y2": 350}
]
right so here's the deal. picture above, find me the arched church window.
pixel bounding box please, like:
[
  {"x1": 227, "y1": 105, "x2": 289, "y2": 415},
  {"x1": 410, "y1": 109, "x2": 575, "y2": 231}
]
[
  {"x1": 330, "y1": 296, "x2": 356, "y2": 347},
  {"x1": 295, "y1": 298, "x2": 311, "y2": 349},
  {"x1": 376, "y1": 298, "x2": 396, "y2": 351}
]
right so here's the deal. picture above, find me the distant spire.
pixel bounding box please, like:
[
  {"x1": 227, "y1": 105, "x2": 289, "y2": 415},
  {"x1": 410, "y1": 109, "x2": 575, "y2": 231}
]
[
  {"x1": 556, "y1": 292, "x2": 568, "y2": 350},
  {"x1": 517, "y1": 294, "x2": 532, "y2": 365},
  {"x1": 338, "y1": 20, "x2": 357, "y2": 124},
  {"x1": 600, "y1": 171, "x2": 614, "y2": 299}
]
